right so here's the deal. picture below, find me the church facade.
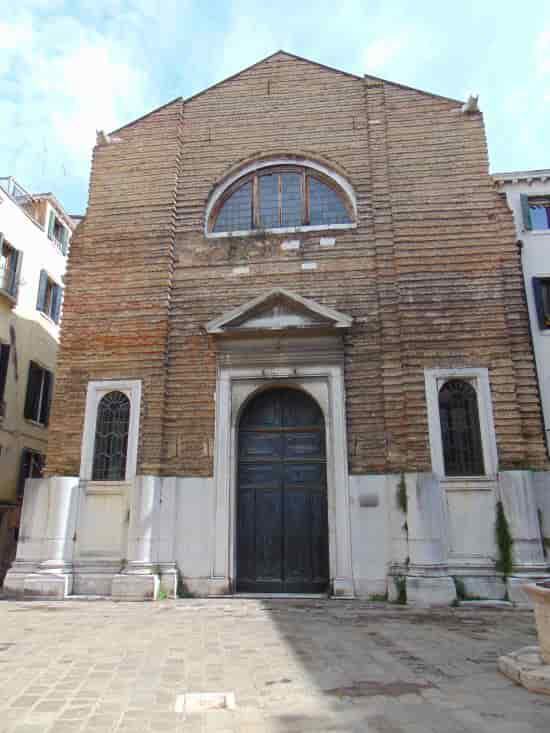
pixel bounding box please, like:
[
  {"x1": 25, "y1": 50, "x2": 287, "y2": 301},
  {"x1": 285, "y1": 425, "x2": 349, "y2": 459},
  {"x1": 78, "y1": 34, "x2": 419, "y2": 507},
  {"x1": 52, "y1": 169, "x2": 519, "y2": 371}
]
[{"x1": 5, "y1": 52, "x2": 550, "y2": 604}]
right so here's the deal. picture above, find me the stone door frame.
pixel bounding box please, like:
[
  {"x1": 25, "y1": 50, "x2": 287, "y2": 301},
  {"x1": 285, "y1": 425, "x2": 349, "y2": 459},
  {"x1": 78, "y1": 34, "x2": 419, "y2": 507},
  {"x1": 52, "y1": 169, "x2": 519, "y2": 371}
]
[{"x1": 209, "y1": 364, "x2": 354, "y2": 597}]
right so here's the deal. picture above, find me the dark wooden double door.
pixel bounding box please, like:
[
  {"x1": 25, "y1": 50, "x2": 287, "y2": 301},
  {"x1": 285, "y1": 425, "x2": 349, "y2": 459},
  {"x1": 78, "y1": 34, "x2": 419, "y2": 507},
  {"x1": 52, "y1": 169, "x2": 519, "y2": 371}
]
[{"x1": 236, "y1": 388, "x2": 329, "y2": 594}]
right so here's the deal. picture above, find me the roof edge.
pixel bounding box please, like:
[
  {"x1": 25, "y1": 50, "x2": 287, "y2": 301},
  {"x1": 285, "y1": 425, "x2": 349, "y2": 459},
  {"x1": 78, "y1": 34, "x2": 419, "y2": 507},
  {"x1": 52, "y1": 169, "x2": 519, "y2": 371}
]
[
  {"x1": 108, "y1": 50, "x2": 465, "y2": 137},
  {"x1": 109, "y1": 96, "x2": 183, "y2": 136},
  {"x1": 493, "y1": 169, "x2": 550, "y2": 183}
]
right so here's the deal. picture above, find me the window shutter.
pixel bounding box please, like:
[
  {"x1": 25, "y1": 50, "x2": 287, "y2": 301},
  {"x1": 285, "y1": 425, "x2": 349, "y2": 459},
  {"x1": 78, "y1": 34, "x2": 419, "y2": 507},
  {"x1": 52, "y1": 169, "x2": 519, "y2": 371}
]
[
  {"x1": 520, "y1": 194, "x2": 532, "y2": 231},
  {"x1": 533, "y1": 277, "x2": 547, "y2": 329},
  {"x1": 47, "y1": 211, "x2": 56, "y2": 239},
  {"x1": 60, "y1": 226, "x2": 69, "y2": 255},
  {"x1": 51, "y1": 284, "x2": 62, "y2": 324},
  {"x1": 40, "y1": 369, "x2": 53, "y2": 426},
  {"x1": 17, "y1": 449, "x2": 32, "y2": 498},
  {"x1": 8, "y1": 248, "x2": 20, "y2": 297},
  {"x1": 0, "y1": 343, "x2": 10, "y2": 402},
  {"x1": 36, "y1": 270, "x2": 48, "y2": 312},
  {"x1": 24, "y1": 362, "x2": 41, "y2": 421}
]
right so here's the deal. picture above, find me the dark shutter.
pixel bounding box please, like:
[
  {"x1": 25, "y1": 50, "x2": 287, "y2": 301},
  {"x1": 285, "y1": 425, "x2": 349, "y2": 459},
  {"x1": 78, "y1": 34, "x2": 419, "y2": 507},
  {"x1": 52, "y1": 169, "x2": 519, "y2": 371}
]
[
  {"x1": 533, "y1": 277, "x2": 548, "y2": 329},
  {"x1": 8, "y1": 248, "x2": 20, "y2": 297},
  {"x1": 24, "y1": 361, "x2": 41, "y2": 421},
  {"x1": 0, "y1": 343, "x2": 10, "y2": 402},
  {"x1": 17, "y1": 450, "x2": 32, "y2": 498},
  {"x1": 520, "y1": 194, "x2": 532, "y2": 231},
  {"x1": 50, "y1": 284, "x2": 62, "y2": 324},
  {"x1": 36, "y1": 270, "x2": 48, "y2": 312},
  {"x1": 40, "y1": 369, "x2": 53, "y2": 425},
  {"x1": 17, "y1": 450, "x2": 44, "y2": 499},
  {"x1": 47, "y1": 211, "x2": 55, "y2": 239},
  {"x1": 60, "y1": 226, "x2": 69, "y2": 255}
]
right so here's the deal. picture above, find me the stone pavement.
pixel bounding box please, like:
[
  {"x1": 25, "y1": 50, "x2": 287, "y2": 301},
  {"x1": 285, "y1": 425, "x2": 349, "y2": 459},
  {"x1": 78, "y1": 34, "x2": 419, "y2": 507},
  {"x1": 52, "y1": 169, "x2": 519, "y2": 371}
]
[{"x1": 0, "y1": 598, "x2": 549, "y2": 733}]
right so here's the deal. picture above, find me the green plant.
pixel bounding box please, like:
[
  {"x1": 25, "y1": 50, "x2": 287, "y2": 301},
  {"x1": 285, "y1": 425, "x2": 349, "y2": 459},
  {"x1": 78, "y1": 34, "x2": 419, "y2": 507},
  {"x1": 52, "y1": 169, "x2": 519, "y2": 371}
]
[
  {"x1": 453, "y1": 577, "x2": 466, "y2": 600},
  {"x1": 393, "y1": 575, "x2": 407, "y2": 605},
  {"x1": 157, "y1": 588, "x2": 168, "y2": 601},
  {"x1": 495, "y1": 501, "x2": 514, "y2": 577},
  {"x1": 396, "y1": 473, "x2": 407, "y2": 514}
]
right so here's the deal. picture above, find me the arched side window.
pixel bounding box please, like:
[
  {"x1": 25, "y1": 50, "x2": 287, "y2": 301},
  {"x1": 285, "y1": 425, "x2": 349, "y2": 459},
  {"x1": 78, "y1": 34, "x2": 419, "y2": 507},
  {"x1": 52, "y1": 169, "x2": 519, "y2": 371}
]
[
  {"x1": 92, "y1": 391, "x2": 130, "y2": 481},
  {"x1": 209, "y1": 164, "x2": 354, "y2": 235},
  {"x1": 438, "y1": 379, "x2": 484, "y2": 476}
]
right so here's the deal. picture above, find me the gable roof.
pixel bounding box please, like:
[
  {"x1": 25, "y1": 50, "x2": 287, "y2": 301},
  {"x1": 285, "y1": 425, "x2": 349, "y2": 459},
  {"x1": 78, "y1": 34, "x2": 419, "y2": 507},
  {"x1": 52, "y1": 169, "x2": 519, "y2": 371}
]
[{"x1": 110, "y1": 50, "x2": 463, "y2": 136}]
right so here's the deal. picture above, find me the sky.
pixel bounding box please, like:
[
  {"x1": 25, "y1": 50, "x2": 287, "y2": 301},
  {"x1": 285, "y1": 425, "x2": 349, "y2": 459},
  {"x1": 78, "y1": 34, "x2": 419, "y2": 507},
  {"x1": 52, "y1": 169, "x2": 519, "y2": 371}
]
[{"x1": 1, "y1": 1, "x2": 549, "y2": 214}]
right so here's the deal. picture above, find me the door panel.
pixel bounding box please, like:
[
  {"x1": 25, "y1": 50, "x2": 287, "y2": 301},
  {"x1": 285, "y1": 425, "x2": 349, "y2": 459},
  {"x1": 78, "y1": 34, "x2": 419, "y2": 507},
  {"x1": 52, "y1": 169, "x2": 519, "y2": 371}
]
[{"x1": 237, "y1": 388, "x2": 329, "y2": 594}]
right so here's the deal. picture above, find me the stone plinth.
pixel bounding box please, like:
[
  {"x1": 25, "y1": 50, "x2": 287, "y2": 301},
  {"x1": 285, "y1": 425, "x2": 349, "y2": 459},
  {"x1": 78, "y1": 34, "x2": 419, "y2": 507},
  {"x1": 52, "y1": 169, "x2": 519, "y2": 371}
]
[
  {"x1": 524, "y1": 582, "x2": 550, "y2": 664},
  {"x1": 498, "y1": 646, "x2": 550, "y2": 695}
]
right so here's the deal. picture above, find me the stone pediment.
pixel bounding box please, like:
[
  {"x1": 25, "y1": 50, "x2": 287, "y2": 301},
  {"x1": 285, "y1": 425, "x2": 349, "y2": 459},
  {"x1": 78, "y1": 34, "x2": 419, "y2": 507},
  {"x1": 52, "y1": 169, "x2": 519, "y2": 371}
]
[{"x1": 206, "y1": 288, "x2": 353, "y2": 335}]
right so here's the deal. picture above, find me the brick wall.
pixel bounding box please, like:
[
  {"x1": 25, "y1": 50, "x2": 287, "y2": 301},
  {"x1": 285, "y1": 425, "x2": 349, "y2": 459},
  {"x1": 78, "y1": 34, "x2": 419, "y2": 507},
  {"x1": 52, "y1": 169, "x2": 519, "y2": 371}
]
[{"x1": 45, "y1": 52, "x2": 548, "y2": 478}]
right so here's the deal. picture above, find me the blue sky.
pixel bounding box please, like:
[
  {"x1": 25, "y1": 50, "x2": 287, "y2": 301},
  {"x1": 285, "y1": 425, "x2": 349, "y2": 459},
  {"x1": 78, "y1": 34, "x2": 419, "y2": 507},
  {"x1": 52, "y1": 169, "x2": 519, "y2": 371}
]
[{"x1": 1, "y1": 1, "x2": 549, "y2": 214}]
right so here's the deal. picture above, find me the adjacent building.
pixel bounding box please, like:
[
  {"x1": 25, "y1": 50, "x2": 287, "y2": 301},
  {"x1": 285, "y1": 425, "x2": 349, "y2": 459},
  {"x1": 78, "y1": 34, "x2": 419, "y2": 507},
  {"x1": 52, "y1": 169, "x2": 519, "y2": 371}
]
[
  {"x1": 5, "y1": 53, "x2": 550, "y2": 604},
  {"x1": 0, "y1": 177, "x2": 75, "y2": 581},
  {"x1": 494, "y1": 170, "x2": 550, "y2": 451}
]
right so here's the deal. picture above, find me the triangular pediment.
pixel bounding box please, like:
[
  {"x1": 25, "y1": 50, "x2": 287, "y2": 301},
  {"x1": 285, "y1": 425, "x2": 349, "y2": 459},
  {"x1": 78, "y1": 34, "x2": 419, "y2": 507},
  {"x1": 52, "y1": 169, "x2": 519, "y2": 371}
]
[{"x1": 206, "y1": 288, "x2": 353, "y2": 335}]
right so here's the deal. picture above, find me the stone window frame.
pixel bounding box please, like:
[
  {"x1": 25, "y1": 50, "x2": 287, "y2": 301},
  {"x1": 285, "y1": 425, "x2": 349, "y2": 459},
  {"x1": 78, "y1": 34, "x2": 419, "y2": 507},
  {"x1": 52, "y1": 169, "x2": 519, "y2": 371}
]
[
  {"x1": 80, "y1": 379, "x2": 141, "y2": 483},
  {"x1": 424, "y1": 367, "x2": 498, "y2": 480},
  {"x1": 205, "y1": 157, "x2": 358, "y2": 239}
]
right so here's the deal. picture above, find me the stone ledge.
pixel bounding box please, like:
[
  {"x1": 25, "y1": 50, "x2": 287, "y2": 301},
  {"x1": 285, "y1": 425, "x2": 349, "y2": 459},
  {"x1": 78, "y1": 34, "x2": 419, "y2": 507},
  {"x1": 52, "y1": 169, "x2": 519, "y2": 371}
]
[{"x1": 498, "y1": 646, "x2": 550, "y2": 695}]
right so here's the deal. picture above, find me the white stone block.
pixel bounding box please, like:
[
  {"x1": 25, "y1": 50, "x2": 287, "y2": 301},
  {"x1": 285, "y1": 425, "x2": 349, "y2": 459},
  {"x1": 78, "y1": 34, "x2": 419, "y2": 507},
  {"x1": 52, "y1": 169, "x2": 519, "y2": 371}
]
[
  {"x1": 24, "y1": 573, "x2": 72, "y2": 599},
  {"x1": 111, "y1": 573, "x2": 159, "y2": 601},
  {"x1": 406, "y1": 576, "x2": 456, "y2": 607},
  {"x1": 301, "y1": 262, "x2": 317, "y2": 270},
  {"x1": 319, "y1": 237, "x2": 335, "y2": 247}
]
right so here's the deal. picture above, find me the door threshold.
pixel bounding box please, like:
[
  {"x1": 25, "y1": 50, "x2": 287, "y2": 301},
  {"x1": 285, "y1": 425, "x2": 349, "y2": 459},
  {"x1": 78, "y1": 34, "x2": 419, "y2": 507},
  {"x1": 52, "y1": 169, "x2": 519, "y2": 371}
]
[{"x1": 234, "y1": 593, "x2": 328, "y2": 599}]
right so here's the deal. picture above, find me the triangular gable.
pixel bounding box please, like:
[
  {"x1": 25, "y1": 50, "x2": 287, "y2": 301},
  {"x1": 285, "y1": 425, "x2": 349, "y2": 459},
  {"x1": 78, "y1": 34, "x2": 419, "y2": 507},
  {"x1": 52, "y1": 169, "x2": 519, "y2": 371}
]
[
  {"x1": 111, "y1": 51, "x2": 462, "y2": 135},
  {"x1": 206, "y1": 288, "x2": 353, "y2": 335}
]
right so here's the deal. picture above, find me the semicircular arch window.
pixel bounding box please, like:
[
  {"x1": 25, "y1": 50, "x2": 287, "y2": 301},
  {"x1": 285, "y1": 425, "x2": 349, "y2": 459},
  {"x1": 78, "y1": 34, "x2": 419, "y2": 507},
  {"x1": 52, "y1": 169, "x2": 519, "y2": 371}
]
[{"x1": 210, "y1": 166, "x2": 353, "y2": 234}]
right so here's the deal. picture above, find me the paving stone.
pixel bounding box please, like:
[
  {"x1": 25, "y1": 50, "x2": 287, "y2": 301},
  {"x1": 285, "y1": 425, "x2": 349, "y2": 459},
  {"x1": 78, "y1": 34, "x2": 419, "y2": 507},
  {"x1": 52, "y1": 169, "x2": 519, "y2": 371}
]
[{"x1": 0, "y1": 599, "x2": 547, "y2": 732}]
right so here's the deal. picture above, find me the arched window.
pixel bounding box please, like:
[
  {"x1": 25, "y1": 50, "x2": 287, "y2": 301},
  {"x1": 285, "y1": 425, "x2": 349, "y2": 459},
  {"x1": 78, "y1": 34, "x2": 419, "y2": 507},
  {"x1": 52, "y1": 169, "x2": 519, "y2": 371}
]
[
  {"x1": 210, "y1": 165, "x2": 353, "y2": 234},
  {"x1": 438, "y1": 380, "x2": 484, "y2": 476},
  {"x1": 92, "y1": 391, "x2": 130, "y2": 481}
]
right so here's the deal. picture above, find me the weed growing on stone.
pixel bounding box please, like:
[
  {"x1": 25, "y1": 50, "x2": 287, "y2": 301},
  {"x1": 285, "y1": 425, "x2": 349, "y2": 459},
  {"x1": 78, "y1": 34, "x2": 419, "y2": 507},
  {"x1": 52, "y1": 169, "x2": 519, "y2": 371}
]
[{"x1": 495, "y1": 501, "x2": 513, "y2": 577}]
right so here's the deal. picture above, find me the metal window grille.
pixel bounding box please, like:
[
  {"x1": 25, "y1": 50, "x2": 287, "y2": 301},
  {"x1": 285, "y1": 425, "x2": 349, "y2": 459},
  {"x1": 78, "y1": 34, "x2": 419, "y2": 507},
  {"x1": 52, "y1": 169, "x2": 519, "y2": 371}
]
[
  {"x1": 92, "y1": 391, "x2": 130, "y2": 481},
  {"x1": 439, "y1": 379, "x2": 484, "y2": 476},
  {"x1": 211, "y1": 166, "x2": 352, "y2": 233}
]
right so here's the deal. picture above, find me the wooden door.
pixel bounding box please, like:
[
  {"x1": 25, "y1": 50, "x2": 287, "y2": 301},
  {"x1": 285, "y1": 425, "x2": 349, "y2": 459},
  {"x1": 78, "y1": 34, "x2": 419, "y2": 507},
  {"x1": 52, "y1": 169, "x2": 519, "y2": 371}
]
[{"x1": 236, "y1": 388, "x2": 329, "y2": 593}]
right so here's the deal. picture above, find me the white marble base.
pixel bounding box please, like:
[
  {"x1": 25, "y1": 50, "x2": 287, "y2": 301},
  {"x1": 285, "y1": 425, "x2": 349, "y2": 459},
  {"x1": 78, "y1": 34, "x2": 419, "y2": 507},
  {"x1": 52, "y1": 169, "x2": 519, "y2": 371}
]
[
  {"x1": 111, "y1": 574, "x2": 159, "y2": 601},
  {"x1": 458, "y1": 575, "x2": 507, "y2": 600},
  {"x1": 24, "y1": 573, "x2": 72, "y2": 599},
  {"x1": 499, "y1": 646, "x2": 550, "y2": 695},
  {"x1": 332, "y1": 577, "x2": 355, "y2": 598},
  {"x1": 208, "y1": 577, "x2": 231, "y2": 596},
  {"x1": 406, "y1": 576, "x2": 457, "y2": 607}
]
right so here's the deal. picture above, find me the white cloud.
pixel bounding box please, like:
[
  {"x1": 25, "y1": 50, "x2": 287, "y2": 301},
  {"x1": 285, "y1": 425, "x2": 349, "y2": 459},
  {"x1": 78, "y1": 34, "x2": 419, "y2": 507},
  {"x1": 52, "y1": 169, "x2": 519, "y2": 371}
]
[
  {"x1": 362, "y1": 36, "x2": 406, "y2": 72},
  {"x1": 0, "y1": 7, "x2": 158, "y2": 210}
]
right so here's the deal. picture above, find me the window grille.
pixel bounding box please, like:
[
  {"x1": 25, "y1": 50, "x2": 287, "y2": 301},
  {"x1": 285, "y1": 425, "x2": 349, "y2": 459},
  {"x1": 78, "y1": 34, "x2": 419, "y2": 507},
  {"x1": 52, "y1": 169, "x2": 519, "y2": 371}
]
[
  {"x1": 438, "y1": 379, "x2": 484, "y2": 476},
  {"x1": 211, "y1": 166, "x2": 352, "y2": 234},
  {"x1": 92, "y1": 391, "x2": 130, "y2": 481}
]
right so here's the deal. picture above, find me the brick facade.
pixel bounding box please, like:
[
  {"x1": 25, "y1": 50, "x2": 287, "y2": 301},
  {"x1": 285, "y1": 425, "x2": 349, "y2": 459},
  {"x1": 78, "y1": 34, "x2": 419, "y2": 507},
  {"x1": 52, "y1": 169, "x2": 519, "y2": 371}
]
[{"x1": 46, "y1": 52, "x2": 548, "y2": 479}]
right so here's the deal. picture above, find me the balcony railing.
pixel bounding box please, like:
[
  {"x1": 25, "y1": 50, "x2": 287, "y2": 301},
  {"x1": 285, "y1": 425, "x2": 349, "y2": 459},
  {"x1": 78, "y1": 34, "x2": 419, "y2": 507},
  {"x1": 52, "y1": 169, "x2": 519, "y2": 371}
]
[
  {"x1": 0, "y1": 177, "x2": 33, "y2": 207},
  {"x1": 0, "y1": 261, "x2": 18, "y2": 299}
]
